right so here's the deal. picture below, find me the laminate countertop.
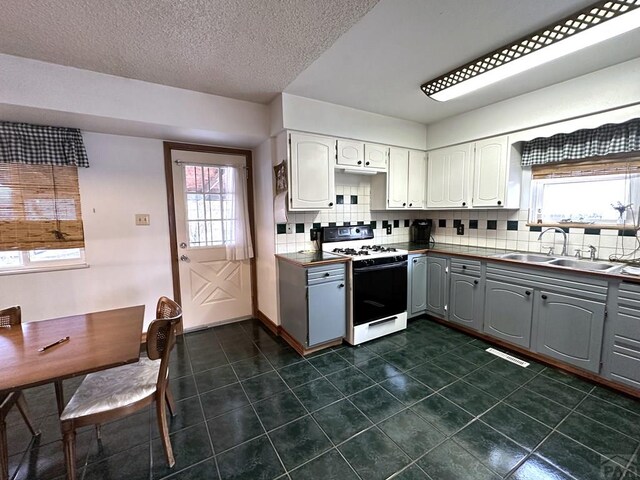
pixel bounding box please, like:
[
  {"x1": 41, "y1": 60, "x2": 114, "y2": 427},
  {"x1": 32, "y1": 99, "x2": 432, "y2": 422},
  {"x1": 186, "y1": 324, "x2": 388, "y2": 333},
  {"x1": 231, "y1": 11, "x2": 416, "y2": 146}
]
[
  {"x1": 388, "y1": 242, "x2": 640, "y2": 283},
  {"x1": 275, "y1": 251, "x2": 349, "y2": 267}
]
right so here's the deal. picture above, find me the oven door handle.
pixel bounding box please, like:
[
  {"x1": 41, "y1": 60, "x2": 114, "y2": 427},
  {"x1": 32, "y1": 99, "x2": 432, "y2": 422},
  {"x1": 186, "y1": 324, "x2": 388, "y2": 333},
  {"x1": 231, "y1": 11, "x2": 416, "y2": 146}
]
[{"x1": 353, "y1": 261, "x2": 407, "y2": 273}]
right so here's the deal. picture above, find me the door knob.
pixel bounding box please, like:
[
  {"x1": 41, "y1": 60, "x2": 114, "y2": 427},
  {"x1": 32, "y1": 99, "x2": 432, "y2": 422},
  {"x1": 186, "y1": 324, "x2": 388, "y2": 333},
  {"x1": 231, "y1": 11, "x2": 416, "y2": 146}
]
[
  {"x1": 179, "y1": 242, "x2": 187, "y2": 249},
  {"x1": 525, "y1": 290, "x2": 531, "y2": 296},
  {"x1": 473, "y1": 280, "x2": 478, "y2": 285},
  {"x1": 180, "y1": 255, "x2": 189, "y2": 262},
  {"x1": 541, "y1": 294, "x2": 548, "y2": 300},
  {"x1": 338, "y1": 283, "x2": 345, "y2": 288}
]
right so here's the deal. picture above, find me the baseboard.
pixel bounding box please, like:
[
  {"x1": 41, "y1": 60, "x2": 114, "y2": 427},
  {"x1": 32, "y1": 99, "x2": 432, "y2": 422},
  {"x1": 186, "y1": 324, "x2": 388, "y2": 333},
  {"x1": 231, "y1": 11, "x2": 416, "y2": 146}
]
[
  {"x1": 279, "y1": 325, "x2": 342, "y2": 356},
  {"x1": 256, "y1": 310, "x2": 280, "y2": 336}
]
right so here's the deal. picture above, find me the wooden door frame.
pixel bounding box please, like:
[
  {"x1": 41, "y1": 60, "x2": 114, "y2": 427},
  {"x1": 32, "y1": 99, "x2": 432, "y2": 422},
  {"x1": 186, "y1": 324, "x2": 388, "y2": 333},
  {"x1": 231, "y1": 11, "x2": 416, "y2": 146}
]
[{"x1": 163, "y1": 142, "x2": 258, "y2": 332}]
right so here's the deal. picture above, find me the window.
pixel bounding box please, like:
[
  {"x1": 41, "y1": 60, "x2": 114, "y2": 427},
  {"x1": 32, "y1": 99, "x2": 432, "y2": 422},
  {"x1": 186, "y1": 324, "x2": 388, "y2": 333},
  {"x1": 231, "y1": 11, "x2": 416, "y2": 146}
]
[
  {"x1": 0, "y1": 163, "x2": 85, "y2": 273},
  {"x1": 184, "y1": 164, "x2": 236, "y2": 247},
  {"x1": 529, "y1": 157, "x2": 640, "y2": 227}
]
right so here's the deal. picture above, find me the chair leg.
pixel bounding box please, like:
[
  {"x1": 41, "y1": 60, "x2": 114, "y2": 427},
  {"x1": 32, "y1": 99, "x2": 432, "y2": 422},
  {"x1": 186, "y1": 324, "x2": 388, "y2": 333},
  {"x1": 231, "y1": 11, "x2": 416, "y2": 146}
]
[
  {"x1": 62, "y1": 425, "x2": 77, "y2": 480},
  {"x1": 1, "y1": 417, "x2": 8, "y2": 480},
  {"x1": 155, "y1": 396, "x2": 175, "y2": 468},
  {"x1": 15, "y1": 393, "x2": 40, "y2": 437},
  {"x1": 165, "y1": 386, "x2": 177, "y2": 417}
]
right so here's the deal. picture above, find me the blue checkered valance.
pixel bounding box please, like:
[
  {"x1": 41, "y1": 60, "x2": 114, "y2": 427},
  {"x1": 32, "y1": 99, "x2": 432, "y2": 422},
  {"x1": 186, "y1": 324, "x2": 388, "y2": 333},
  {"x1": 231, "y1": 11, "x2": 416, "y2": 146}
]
[
  {"x1": 522, "y1": 118, "x2": 640, "y2": 167},
  {"x1": 0, "y1": 121, "x2": 89, "y2": 168}
]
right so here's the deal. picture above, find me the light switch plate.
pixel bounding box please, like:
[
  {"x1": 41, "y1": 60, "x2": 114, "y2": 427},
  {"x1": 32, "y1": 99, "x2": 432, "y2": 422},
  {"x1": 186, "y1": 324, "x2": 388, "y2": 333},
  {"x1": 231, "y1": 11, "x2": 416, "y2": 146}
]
[{"x1": 135, "y1": 214, "x2": 150, "y2": 226}]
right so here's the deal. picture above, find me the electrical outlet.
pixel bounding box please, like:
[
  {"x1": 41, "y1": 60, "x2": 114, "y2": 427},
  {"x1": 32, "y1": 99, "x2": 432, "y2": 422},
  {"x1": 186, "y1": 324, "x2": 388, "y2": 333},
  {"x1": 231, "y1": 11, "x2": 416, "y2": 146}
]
[
  {"x1": 456, "y1": 224, "x2": 465, "y2": 235},
  {"x1": 286, "y1": 224, "x2": 293, "y2": 234},
  {"x1": 386, "y1": 225, "x2": 392, "y2": 234},
  {"x1": 135, "y1": 214, "x2": 150, "y2": 226}
]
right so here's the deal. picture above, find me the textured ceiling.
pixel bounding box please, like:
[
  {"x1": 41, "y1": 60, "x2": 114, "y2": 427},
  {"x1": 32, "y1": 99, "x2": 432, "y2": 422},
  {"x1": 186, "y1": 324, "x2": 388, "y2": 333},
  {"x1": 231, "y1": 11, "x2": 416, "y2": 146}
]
[
  {"x1": 0, "y1": 0, "x2": 379, "y2": 104},
  {"x1": 2, "y1": 0, "x2": 639, "y2": 126},
  {"x1": 286, "y1": 0, "x2": 640, "y2": 124}
]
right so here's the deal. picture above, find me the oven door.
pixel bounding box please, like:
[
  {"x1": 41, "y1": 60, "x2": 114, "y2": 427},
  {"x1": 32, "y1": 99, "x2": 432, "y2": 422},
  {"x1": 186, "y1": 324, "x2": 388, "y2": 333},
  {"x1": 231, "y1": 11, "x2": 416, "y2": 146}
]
[{"x1": 352, "y1": 261, "x2": 408, "y2": 326}]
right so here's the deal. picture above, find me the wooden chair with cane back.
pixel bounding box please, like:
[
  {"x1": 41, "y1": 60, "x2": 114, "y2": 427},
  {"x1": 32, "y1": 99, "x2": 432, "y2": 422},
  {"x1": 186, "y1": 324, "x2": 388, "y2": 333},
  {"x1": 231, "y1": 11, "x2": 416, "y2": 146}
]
[
  {"x1": 0, "y1": 306, "x2": 40, "y2": 480},
  {"x1": 59, "y1": 297, "x2": 182, "y2": 480}
]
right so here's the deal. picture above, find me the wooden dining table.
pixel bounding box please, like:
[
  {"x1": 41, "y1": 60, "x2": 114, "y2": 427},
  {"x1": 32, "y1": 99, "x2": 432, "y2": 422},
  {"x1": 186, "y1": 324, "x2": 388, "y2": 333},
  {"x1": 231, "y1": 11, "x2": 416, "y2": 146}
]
[{"x1": 0, "y1": 305, "x2": 145, "y2": 414}]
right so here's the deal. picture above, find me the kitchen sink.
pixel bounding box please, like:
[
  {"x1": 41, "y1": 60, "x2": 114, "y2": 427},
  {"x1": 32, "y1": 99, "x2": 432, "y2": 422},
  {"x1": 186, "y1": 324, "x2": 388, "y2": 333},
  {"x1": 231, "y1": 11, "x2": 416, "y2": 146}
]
[
  {"x1": 495, "y1": 253, "x2": 555, "y2": 263},
  {"x1": 547, "y1": 258, "x2": 622, "y2": 272}
]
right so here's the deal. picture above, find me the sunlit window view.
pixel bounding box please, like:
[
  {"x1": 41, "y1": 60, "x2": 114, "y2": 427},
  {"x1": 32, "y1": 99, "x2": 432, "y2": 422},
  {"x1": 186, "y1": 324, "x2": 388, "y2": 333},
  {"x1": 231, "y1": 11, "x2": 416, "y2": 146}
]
[
  {"x1": 185, "y1": 165, "x2": 236, "y2": 247},
  {"x1": 0, "y1": 248, "x2": 83, "y2": 270},
  {"x1": 531, "y1": 174, "x2": 638, "y2": 225}
]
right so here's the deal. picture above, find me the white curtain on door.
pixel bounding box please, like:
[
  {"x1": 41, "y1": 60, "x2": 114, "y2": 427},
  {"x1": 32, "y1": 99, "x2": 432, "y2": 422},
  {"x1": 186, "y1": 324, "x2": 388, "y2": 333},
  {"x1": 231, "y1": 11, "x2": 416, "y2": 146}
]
[{"x1": 225, "y1": 166, "x2": 254, "y2": 261}]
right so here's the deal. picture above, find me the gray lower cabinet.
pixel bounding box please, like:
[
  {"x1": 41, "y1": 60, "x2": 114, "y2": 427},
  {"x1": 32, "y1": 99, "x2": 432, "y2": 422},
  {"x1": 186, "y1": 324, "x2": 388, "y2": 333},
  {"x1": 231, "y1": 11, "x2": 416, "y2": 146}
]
[
  {"x1": 534, "y1": 290, "x2": 605, "y2": 373},
  {"x1": 603, "y1": 282, "x2": 640, "y2": 389},
  {"x1": 426, "y1": 256, "x2": 448, "y2": 317},
  {"x1": 408, "y1": 254, "x2": 427, "y2": 318},
  {"x1": 449, "y1": 259, "x2": 483, "y2": 331},
  {"x1": 484, "y1": 279, "x2": 533, "y2": 348},
  {"x1": 278, "y1": 260, "x2": 346, "y2": 348}
]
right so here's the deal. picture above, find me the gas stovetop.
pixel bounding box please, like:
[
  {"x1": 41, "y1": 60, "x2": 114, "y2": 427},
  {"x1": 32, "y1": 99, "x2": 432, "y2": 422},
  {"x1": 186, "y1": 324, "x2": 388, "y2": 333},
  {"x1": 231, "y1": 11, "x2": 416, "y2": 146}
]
[
  {"x1": 320, "y1": 226, "x2": 407, "y2": 261},
  {"x1": 330, "y1": 245, "x2": 404, "y2": 258}
]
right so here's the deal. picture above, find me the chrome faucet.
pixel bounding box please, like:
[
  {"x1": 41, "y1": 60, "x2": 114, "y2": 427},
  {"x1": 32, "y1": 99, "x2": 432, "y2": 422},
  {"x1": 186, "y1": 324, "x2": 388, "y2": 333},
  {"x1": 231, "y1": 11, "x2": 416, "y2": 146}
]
[
  {"x1": 538, "y1": 227, "x2": 568, "y2": 256},
  {"x1": 587, "y1": 245, "x2": 597, "y2": 261}
]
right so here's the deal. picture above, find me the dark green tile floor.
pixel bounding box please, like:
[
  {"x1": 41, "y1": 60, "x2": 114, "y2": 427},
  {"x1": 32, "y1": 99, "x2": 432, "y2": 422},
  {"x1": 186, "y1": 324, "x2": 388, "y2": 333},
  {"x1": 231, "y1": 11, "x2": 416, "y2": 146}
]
[{"x1": 5, "y1": 317, "x2": 640, "y2": 479}]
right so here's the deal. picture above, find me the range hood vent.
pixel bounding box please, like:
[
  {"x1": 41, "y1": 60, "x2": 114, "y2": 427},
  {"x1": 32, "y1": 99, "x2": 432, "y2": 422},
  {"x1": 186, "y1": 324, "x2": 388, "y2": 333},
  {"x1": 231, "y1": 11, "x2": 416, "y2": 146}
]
[{"x1": 340, "y1": 168, "x2": 378, "y2": 176}]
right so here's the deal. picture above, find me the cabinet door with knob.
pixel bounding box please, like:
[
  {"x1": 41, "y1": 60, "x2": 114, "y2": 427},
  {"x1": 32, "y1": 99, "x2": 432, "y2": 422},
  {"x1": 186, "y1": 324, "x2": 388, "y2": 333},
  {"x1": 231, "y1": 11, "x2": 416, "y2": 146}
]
[
  {"x1": 364, "y1": 143, "x2": 388, "y2": 171},
  {"x1": 408, "y1": 254, "x2": 427, "y2": 317},
  {"x1": 484, "y1": 279, "x2": 533, "y2": 348},
  {"x1": 336, "y1": 139, "x2": 364, "y2": 168},
  {"x1": 472, "y1": 136, "x2": 508, "y2": 207},
  {"x1": 289, "y1": 132, "x2": 336, "y2": 210},
  {"x1": 534, "y1": 291, "x2": 605, "y2": 373},
  {"x1": 426, "y1": 256, "x2": 449, "y2": 317},
  {"x1": 449, "y1": 259, "x2": 484, "y2": 331},
  {"x1": 426, "y1": 144, "x2": 472, "y2": 208},
  {"x1": 308, "y1": 277, "x2": 347, "y2": 346}
]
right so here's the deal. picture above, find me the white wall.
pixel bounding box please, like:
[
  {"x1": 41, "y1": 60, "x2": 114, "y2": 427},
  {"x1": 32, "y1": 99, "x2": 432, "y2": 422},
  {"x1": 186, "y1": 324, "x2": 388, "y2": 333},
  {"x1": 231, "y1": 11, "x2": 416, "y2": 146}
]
[
  {"x1": 426, "y1": 58, "x2": 640, "y2": 149},
  {"x1": 280, "y1": 93, "x2": 427, "y2": 150},
  {"x1": 0, "y1": 54, "x2": 270, "y2": 148},
  {"x1": 0, "y1": 132, "x2": 174, "y2": 329},
  {"x1": 253, "y1": 138, "x2": 279, "y2": 324}
]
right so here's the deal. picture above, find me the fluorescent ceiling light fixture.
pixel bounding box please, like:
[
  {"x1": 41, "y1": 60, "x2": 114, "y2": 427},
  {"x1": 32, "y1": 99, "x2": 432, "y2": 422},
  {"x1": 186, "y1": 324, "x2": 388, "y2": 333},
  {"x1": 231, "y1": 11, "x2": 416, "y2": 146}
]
[{"x1": 421, "y1": 0, "x2": 640, "y2": 102}]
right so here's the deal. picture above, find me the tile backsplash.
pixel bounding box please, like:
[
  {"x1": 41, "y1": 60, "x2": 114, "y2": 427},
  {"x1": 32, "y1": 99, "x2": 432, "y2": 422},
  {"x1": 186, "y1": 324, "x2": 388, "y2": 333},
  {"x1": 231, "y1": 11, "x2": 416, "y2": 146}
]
[
  {"x1": 274, "y1": 174, "x2": 639, "y2": 261},
  {"x1": 429, "y1": 209, "x2": 639, "y2": 261},
  {"x1": 275, "y1": 173, "x2": 412, "y2": 253}
]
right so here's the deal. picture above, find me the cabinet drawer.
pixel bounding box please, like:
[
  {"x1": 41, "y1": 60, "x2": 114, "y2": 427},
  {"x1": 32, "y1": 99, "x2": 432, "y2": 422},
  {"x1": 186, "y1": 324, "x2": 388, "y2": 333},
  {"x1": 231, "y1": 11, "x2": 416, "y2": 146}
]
[
  {"x1": 450, "y1": 259, "x2": 481, "y2": 276},
  {"x1": 609, "y1": 311, "x2": 640, "y2": 388},
  {"x1": 307, "y1": 265, "x2": 345, "y2": 285}
]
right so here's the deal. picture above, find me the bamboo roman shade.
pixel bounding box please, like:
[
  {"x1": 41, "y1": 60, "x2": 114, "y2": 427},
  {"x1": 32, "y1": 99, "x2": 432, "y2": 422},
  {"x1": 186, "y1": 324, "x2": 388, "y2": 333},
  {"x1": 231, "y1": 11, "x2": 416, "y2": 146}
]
[
  {"x1": 532, "y1": 157, "x2": 640, "y2": 179},
  {"x1": 0, "y1": 164, "x2": 85, "y2": 250}
]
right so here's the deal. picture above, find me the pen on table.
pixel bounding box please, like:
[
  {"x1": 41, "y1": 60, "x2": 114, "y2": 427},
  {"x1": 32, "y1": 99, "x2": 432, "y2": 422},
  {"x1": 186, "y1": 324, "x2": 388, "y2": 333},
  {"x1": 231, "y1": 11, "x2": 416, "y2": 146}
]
[{"x1": 38, "y1": 336, "x2": 70, "y2": 352}]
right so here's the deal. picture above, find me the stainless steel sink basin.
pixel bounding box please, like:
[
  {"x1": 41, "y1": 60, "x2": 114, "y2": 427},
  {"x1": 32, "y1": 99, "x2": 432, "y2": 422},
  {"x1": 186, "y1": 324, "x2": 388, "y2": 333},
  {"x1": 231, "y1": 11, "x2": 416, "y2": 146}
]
[
  {"x1": 496, "y1": 253, "x2": 555, "y2": 263},
  {"x1": 547, "y1": 258, "x2": 622, "y2": 272}
]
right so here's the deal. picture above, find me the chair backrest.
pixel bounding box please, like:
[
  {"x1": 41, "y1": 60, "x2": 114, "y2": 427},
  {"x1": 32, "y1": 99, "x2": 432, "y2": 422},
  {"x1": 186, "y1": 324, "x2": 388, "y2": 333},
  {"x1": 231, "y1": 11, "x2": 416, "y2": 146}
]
[
  {"x1": 0, "y1": 306, "x2": 21, "y2": 327},
  {"x1": 147, "y1": 297, "x2": 182, "y2": 394},
  {"x1": 148, "y1": 297, "x2": 182, "y2": 361}
]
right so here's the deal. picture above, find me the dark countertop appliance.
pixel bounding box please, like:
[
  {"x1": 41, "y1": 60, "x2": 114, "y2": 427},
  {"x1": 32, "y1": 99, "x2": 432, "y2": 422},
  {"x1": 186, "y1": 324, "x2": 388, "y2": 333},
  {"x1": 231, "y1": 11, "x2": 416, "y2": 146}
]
[{"x1": 410, "y1": 219, "x2": 432, "y2": 244}]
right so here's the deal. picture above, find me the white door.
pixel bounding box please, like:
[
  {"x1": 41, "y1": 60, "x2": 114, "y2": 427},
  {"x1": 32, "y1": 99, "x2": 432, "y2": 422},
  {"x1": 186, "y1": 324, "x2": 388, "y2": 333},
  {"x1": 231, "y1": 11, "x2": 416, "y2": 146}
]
[
  {"x1": 289, "y1": 133, "x2": 335, "y2": 210},
  {"x1": 427, "y1": 149, "x2": 447, "y2": 207},
  {"x1": 387, "y1": 147, "x2": 409, "y2": 208},
  {"x1": 407, "y1": 150, "x2": 426, "y2": 209},
  {"x1": 171, "y1": 149, "x2": 253, "y2": 330},
  {"x1": 473, "y1": 136, "x2": 508, "y2": 207}
]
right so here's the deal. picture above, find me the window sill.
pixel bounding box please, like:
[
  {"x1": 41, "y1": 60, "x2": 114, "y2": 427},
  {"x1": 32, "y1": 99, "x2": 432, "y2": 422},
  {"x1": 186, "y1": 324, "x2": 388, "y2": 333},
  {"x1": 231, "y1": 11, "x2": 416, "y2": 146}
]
[
  {"x1": 0, "y1": 263, "x2": 89, "y2": 277},
  {"x1": 526, "y1": 222, "x2": 638, "y2": 231}
]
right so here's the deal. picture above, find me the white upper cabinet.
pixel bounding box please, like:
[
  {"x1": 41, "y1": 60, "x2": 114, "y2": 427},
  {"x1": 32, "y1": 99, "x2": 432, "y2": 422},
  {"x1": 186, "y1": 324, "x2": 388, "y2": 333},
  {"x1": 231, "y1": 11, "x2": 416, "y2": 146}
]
[
  {"x1": 387, "y1": 148, "x2": 410, "y2": 208},
  {"x1": 364, "y1": 143, "x2": 388, "y2": 171},
  {"x1": 336, "y1": 139, "x2": 364, "y2": 168},
  {"x1": 371, "y1": 147, "x2": 426, "y2": 210},
  {"x1": 289, "y1": 132, "x2": 336, "y2": 210},
  {"x1": 427, "y1": 135, "x2": 521, "y2": 209},
  {"x1": 407, "y1": 150, "x2": 426, "y2": 209},
  {"x1": 472, "y1": 136, "x2": 508, "y2": 207},
  {"x1": 427, "y1": 144, "x2": 472, "y2": 208}
]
